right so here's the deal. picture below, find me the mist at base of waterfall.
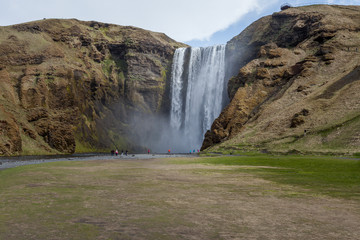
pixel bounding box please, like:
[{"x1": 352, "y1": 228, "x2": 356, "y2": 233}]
[
  {"x1": 130, "y1": 113, "x2": 202, "y2": 153},
  {"x1": 130, "y1": 45, "x2": 227, "y2": 153}
]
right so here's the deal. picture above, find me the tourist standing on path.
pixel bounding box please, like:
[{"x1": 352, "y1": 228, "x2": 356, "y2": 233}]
[
  {"x1": 115, "y1": 149, "x2": 118, "y2": 156},
  {"x1": 148, "y1": 149, "x2": 150, "y2": 154}
]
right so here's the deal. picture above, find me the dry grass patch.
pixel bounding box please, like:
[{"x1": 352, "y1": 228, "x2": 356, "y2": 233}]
[{"x1": 0, "y1": 157, "x2": 359, "y2": 239}]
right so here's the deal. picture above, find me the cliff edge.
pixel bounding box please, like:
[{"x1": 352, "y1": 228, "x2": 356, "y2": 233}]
[
  {"x1": 202, "y1": 5, "x2": 360, "y2": 154},
  {"x1": 0, "y1": 19, "x2": 186, "y2": 155}
]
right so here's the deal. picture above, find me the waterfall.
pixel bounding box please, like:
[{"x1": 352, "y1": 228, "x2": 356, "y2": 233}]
[
  {"x1": 170, "y1": 48, "x2": 186, "y2": 130},
  {"x1": 170, "y1": 45, "x2": 226, "y2": 152}
]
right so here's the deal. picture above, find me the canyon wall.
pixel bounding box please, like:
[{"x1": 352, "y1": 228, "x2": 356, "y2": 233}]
[
  {"x1": 202, "y1": 5, "x2": 360, "y2": 154},
  {"x1": 0, "y1": 19, "x2": 186, "y2": 155}
]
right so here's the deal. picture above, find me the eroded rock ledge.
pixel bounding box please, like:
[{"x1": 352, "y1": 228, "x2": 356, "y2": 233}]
[
  {"x1": 0, "y1": 19, "x2": 186, "y2": 155},
  {"x1": 202, "y1": 5, "x2": 360, "y2": 153}
]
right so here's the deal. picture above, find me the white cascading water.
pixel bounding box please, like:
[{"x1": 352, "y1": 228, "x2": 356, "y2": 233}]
[
  {"x1": 170, "y1": 48, "x2": 186, "y2": 130},
  {"x1": 170, "y1": 45, "x2": 226, "y2": 152}
]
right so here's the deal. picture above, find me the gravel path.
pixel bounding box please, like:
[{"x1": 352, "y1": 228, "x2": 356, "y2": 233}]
[
  {"x1": 0, "y1": 153, "x2": 194, "y2": 170},
  {"x1": 1, "y1": 153, "x2": 357, "y2": 170}
]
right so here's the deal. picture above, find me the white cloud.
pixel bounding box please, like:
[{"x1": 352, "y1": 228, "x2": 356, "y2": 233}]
[
  {"x1": 291, "y1": 0, "x2": 360, "y2": 6},
  {"x1": 0, "y1": 0, "x2": 278, "y2": 42},
  {"x1": 2, "y1": 0, "x2": 358, "y2": 42},
  {"x1": 116, "y1": 0, "x2": 275, "y2": 42}
]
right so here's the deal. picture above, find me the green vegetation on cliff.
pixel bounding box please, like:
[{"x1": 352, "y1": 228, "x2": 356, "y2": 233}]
[
  {"x1": 203, "y1": 5, "x2": 360, "y2": 155},
  {"x1": 0, "y1": 18, "x2": 186, "y2": 155}
]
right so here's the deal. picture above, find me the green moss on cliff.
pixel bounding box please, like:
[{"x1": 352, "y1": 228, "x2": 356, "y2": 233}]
[
  {"x1": 21, "y1": 133, "x2": 59, "y2": 156},
  {"x1": 75, "y1": 139, "x2": 101, "y2": 153},
  {"x1": 124, "y1": 37, "x2": 134, "y2": 47},
  {"x1": 155, "y1": 69, "x2": 167, "y2": 112},
  {"x1": 118, "y1": 72, "x2": 125, "y2": 82},
  {"x1": 102, "y1": 59, "x2": 115, "y2": 77},
  {"x1": 102, "y1": 58, "x2": 127, "y2": 82},
  {"x1": 107, "y1": 130, "x2": 128, "y2": 150},
  {"x1": 114, "y1": 59, "x2": 127, "y2": 73},
  {"x1": 0, "y1": 18, "x2": 186, "y2": 155}
]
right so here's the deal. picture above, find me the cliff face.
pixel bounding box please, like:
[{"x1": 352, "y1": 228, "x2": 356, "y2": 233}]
[
  {"x1": 203, "y1": 5, "x2": 360, "y2": 154},
  {"x1": 0, "y1": 19, "x2": 186, "y2": 155}
]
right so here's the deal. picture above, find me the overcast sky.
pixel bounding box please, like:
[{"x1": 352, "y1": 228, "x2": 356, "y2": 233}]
[{"x1": 1, "y1": 0, "x2": 359, "y2": 46}]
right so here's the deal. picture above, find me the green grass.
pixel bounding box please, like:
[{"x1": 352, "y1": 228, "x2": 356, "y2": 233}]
[
  {"x1": 0, "y1": 162, "x2": 110, "y2": 239},
  {"x1": 354, "y1": 152, "x2": 360, "y2": 157},
  {"x1": 0, "y1": 156, "x2": 359, "y2": 239},
  {"x1": 187, "y1": 155, "x2": 360, "y2": 199},
  {"x1": 203, "y1": 144, "x2": 268, "y2": 156}
]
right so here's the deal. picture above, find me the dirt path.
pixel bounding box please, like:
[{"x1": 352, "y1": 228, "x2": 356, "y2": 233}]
[{"x1": 1, "y1": 157, "x2": 360, "y2": 239}]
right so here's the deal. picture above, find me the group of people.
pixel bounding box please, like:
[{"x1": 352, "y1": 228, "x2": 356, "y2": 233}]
[
  {"x1": 189, "y1": 149, "x2": 200, "y2": 154},
  {"x1": 167, "y1": 149, "x2": 200, "y2": 154},
  {"x1": 111, "y1": 149, "x2": 128, "y2": 156},
  {"x1": 111, "y1": 149, "x2": 200, "y2": 155}
]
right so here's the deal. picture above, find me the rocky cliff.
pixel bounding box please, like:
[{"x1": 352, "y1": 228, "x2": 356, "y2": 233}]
[
  {"x1": 0, "y1": 19, "x2": 186, "y2": 155},
  {"x1": 202, "y1": 5, "x2": 360, "y2": 154}
]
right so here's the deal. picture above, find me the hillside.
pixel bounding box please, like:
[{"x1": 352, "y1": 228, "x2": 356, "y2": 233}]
[
  {"x1": 0, "y1": 19, "x2": 186, "y2": 155},
  {"x1": 202, "y1": 5, "x2": 360, "y2": 154}
]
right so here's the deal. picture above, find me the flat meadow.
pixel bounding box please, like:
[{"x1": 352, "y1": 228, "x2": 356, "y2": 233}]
[{"x1": 0, "y1": 154, "x2": 359, "y2": 239}]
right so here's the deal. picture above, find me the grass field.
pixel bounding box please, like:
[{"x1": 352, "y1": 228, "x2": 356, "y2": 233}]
[
  {"x1": 191, "y1": 155, "x2": 360, "y2": 199},
  {"x1": 0, "y1": 155, "x2": 359, "y2": 239}
]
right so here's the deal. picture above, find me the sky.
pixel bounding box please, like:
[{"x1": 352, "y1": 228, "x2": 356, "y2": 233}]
[{"x1": 1, "y1": 0, "x2": 359, "y2": 47}]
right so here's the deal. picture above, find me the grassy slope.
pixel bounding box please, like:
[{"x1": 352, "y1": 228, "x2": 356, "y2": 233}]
[
  {"x1": 207, "y1": 113, "x2": 360, "y2": 156},
  {"x1": 208, "y1": 5, "x2": 360, "y2": 155}
]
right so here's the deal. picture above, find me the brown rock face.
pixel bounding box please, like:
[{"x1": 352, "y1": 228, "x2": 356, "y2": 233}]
[
  {"x1": 0, "y1": 19, "x2": 186, "y2": 155},
  {"x1": 0, "y1": 114, "x2": 22, "y2": 155},
  {"x1": 202, "y1": 5, "x2": 360, "y2": 154},
  {"x1": 290, "y1": 109, "x2": 310, "y2": 128}
]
